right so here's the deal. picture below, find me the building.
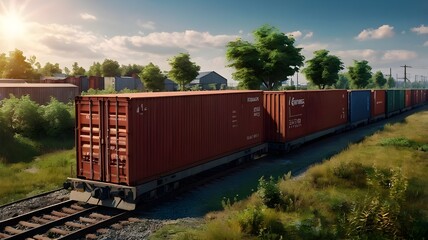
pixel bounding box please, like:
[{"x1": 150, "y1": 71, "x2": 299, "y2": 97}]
[
  {"x1": 0, "y1": 83, "x2": 79, "y2": 104},
  {"x1": 190, "y1": 71, "x2": 228, "y2": 90},
  {"x1": 104, "y1": 76, "x2": 143, "y2": 92}
]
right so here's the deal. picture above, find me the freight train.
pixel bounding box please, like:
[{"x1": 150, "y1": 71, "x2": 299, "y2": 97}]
[{"x1": 67, "y1": 89, "x2": 428, "y2": 210}]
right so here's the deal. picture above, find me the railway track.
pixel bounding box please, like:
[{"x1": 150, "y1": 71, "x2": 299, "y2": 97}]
[{"x1": 0, "y1": 200, "x2": 133, "y2": 240}]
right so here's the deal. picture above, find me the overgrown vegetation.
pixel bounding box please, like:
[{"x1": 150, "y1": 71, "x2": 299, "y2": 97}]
[
  {"x1": 152, "y1": 110, "x2": 428, "y2": 239},
  {"x1": 0, "y1": 95, "x2": 74, "y2": 163}
]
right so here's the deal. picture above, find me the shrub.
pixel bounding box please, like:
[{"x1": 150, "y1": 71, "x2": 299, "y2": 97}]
[
  {"x1": 257, "y1": 176, "x2": 282, "y2": 208},
  {"x1": 0, "y1": 95, "x2": 44, "y2": 138},
  {"x1": 42, "y1": 98, "x2": 74, "y2": 137}
]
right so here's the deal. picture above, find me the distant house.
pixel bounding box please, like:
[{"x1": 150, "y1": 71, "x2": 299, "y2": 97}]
[
  {"x1": 190, "y1": 71, "x2": 228, "y2": 90},
  {"x1": 164, "y1": 78, "x2": 178, "y2": 91}
]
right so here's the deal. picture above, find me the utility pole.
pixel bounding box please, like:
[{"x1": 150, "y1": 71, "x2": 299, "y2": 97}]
[{"x1": 400, "y1": 65, "x2": 412, "y2": 88}]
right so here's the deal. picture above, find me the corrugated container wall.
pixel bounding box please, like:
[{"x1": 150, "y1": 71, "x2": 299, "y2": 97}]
[
  {"x1": 370, "y1": 90, "x2": 386, "y2": 119},
  {"x1": 398, "y1": 90, "x2": 405, "y2": 111},
  {"x1": 405, "y1": 90, "x2": 412, "y2": 109},
  {"x1": 75, "y1": 91, "x2": 264, "y2": 186},
  {"x1": 88, "y1": 76, "x2": 104, "y2": 90},
  {"x1": 263, "y1": 90, "x2": 348, "y2": 143},
  {"x1": 104, "y1": 77, "x2": 143, "y2": 92},
  {"x1": 386, "y1": 90, "x2": 399, "y2": 115},
  {"x1": 0, "y1": 83, "x2": 78, "y2": 104},
  {"x1": 348, "y1": 90, "x2": 371, "y2": 124}
]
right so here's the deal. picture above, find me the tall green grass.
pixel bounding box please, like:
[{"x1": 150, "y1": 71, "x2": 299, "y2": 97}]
[
  {"x1": 0, "y1": 149, "x2": 75, "y2": 205},
  {"x1": 152, "y1": 110, "x2": 428, "y2": 239}
]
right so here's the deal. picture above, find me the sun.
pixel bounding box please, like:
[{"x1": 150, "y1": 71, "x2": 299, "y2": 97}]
[{"x1": 1, "y1": 11, "x2": 26, "y2": 38}]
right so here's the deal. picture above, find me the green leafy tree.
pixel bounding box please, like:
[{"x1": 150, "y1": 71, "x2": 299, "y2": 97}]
[
  {"x1": 387, "y1": 77, "x2": 396, "y2": 89},
  {"x1": 0, "y1": 53, "x2": 8, "y2": 77},
  {"x1": 40, "y1": 62, "x2": 62, "y2": 76},
  {"x1": 303, "y1": 49, "x2": 344, "y2": 89},
  {"x1": 101, "y1": 59, "x2": 121, "y2": 77},
  {"x1": 121, "y1": 64, "x2": 144, "y2": 77},
  {"x1": 71, "y1": 62, "x2": 86, "y2": 76},
  {"x1": 226, "y1": 25, "x2": 304, "y2": 90},
  {"x1": 335, "y1": 74, "x2": 350, "y2": 89},
  {"x1": 2, "y1": 49, "x2": 33, "y2": 79},
  {"x1": 64, "y1": 67, "x2": 70, "y2": 75},
  {"x1": 348, "y1": 60, "x2": 372, "y2": 89},
  {"x1": 168, "y1": 53, "x2": 200, "y2": 91},
  {"x1": 139, "y1": 62, "x2": 165, "y2": 92},
  {"x1": 373, "y1": 71, "x2": 387, "y2": 88},
  {"x1": 87, "y1": 62, "x2": 102, "y2": 76}
]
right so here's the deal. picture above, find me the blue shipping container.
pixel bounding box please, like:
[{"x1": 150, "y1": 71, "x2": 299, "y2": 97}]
[{"x1": 348, "y1": 90, "x2": 371, "y2": 124}]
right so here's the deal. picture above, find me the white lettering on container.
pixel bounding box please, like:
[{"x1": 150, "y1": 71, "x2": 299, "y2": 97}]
[
  {"x1": 253, "y1": 106, "x2": 261, "y2": 117},
  {"x1": 288, "y1": 118, "x2": 302, "y2": 129},
  {"x1": 246, "y1": 133, "x2": 260, "y2": 140},
  {"x1": 290, "y1": 97, "x2": 305, "y2": 106},
  {"x1": 247, "y1": 97, "x2": 259, "y2": 102}
]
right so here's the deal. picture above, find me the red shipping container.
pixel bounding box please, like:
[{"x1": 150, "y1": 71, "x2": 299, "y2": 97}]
[
  {"x1": 263, "y1": 90, "x2": 348, "y2": 145},
  {"x1": 88, "y1": 76, "x2": 104, "y2": 90},
  {"x1": 371, "y1": 90, "x2": 386, "y2": 119},
  {"x1": 75, "y1": 91, "x2": 264, "y2": 186},
  {"x1": 405, "y1": 89, "x2": 412, "y2": 108}
]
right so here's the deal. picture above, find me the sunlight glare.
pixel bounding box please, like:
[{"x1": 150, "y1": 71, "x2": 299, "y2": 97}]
[{"x1": 1, "y1": 12, "x2": 26, "y2": 38}]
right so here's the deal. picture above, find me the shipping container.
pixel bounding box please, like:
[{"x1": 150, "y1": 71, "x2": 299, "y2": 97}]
[
  {"x1": 404, "y1": 89, "x2": 412, "y2": 110},
  {"x1": 0, "y1": 83, "x2": 78, "y2": 104},
  {"x1": 398, "y1": 89, "x2": 405, "y2": 111},
  {"x1": 0, "y1": 79, "x2": 26, "y2": 83},
  {"x1": 348, "y1": 90, "x2": 371, "y2": 125},
  {"x1": 263, "y1": 90, "x2": 348, "y2": 150},
  {"x1": 74, "y1": 91, "x2": 264, "y2": 188},
  {"x1": 104, "y1": 77, "x2": 143, "y2": 92},
  {"x1": 386, "y1": 90, "x2": 400, "y2": 116},
  {"x1": 66, "y1": 76, "x2": 89, "y2": 93},
  {"x1": 88, "y1": 76, "x2": 104, "y2": 90},
  {"x1": 370, "y1": 90, "x2": 386, "y2": 120}
]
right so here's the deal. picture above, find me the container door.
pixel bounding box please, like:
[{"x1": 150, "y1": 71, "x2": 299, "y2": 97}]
[
  {"x1": 103, "y1": 99, "x2": 129, "y2": 185},
  {"x1": 76, "y1": 98, "x2": 105, "y2": 181}
]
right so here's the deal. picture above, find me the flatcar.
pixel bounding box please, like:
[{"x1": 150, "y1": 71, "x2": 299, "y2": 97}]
[{"x1": 68, "y1": 89, "x2": 428, "y2": 210}]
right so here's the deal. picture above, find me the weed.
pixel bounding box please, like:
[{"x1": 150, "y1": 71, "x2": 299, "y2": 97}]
[{"x1": 257, "y1": 176, "x2": 282, "y2": 208}]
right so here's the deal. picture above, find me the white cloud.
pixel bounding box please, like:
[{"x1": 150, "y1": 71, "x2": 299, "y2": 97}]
[
  {"x1": 356, "y1": 25, "x2": 394, "y2": 41},
  {"x1": 382, "y1": 50, "x2": 417, "y2": 61},
  {"x1": 303, "y1": 32, "x2": 313, "y2": 39},
  {"x1": 238, "y1": 30, "x2": 243, "y2": 34},
  {"x1": 80, "y1": 13, "x2": 97, "y2": 21},
  {"x1": 286, "y1": 30, "x2": 302, "y2": 39},
  {"x1": 411, "y1": 25, "x2": 428, "y2": 34},
  {"x1": 335, "y1": 49, "x2": 378, "y2": 62},
  {"x1": 138, "y1": 20, "x2": 155, "y2": 30}
]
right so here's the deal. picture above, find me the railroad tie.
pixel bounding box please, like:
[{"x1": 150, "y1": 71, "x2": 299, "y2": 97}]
[
  {"x1": 42, "y1": 214, "x2": 60, "y2": 220},
  {"x1": 33, "y1": 234, "x2": 51, "y2": 240},
  {"x1": 3, "y1": 226, "x2": 23, "y2": 234},
  {"x1": 32, "y1": 216, "x2": 51, "y2": 224},
  {"x1": 64, "y1": 221, "x2": 86, "y2": 228},
  {"x1": 79, "y1": 217, "x2": 98, "y2": 224},
  {"x1": 89, "y1": 213, "x2": 110, "y2": 220},
  {"x1": 19, "y1": 220, "x2": 41, "y2": 228},
  {"x1": 85, "y1": 233, "x2": 98, "y2": 239},
  {"x1": 49, "y1": 227, "x2": 70, "y2": 235},
  {"x1": 51, "y1": 210, "x2": 68, "y2": 217},
  {"x1": 0, "y1": 232, "x2": 11, "y2": 238},
  {"x1": 61, "y1": 207, "x2": 79, "y2": 214},
  {"x1": 70, "y1": 204, "x2": 85, "y2": 211}
]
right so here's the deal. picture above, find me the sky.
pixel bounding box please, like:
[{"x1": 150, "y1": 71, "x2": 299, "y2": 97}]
[{"x1": 0, "y1": 0, "x2": 427, "y2": 85}]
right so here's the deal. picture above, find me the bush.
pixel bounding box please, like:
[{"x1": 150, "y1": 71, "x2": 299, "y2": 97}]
[
  {"x1": 0, "y1": 95, "x2": 44, "y2": 138},
  {"x1": 42, "y1": 98, "x2": 74, "y2": 137},
  {"x1": 257, "y1": 176, "x2": 282, "y2": 208}
]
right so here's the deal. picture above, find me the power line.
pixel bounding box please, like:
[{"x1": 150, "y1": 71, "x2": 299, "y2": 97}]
[{"x1": 400, "y1": 65, "x2": 411, "y2": 88}]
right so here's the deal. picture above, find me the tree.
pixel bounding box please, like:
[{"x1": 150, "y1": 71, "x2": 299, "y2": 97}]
[
  {"x1": 2, "y1": 49, "x2": 33, "y2": 79},
  {"x1": 0, "y1": 53, "x2": 7, "y2": 77},
  {"x1": 64, "y1": 67, "x2": 70, "y2": 75},
  {"x1": 87, "y1": 62, "x2": 102, "y2": 76},
  {"x1": 40, "y1": 62, "x2": 62, "y2": 76},
  {"x1": 139, "y1": 62, "x2": 166, "y2": 92},
  {"x1": 101, "y1": 59, "x2": 121, "y2": 77},
  {"x1": 226, "y1": 25, "x2": 304, "y2": 90},
  {"x1": 71, "y1": 62, "x2": 86, "y2": 76},
  {"x1": 334, "y1": 74, "x2": 350, "y2": 89},
  {"x1": 387, "y1": 77, "x2": 396, "y2": 88},
  {"x1": 373, "y1": 71, "x2": 386, "y2": 88},
  {"x1": 348, "y1": 60, "x2": 372, "y2": 89},
  {"x1": 303, "y1": 49, "x2": 344, "y2": 89},
  {"x1": 121, "y1": 64, "x2": 144, "y2": 77},
  {"x1": 168, "y1": 53, "x2": 200, "y2": 91}
]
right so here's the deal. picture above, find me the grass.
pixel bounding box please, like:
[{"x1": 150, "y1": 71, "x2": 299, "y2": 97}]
[
  {"x1": 0, "y1": 133, "x2": 75, "y2": 205},
  {"x1": 151, "y1": 109, "x2": 428, "y2": 239}
]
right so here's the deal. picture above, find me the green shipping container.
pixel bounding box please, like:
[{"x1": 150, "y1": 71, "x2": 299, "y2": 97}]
[
  {"x1": 386, "y1": 90, "x2": 400, "y2": 116},
  {"x1": 398, "y1": 89, "x2": 405, "y2": 111}
]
